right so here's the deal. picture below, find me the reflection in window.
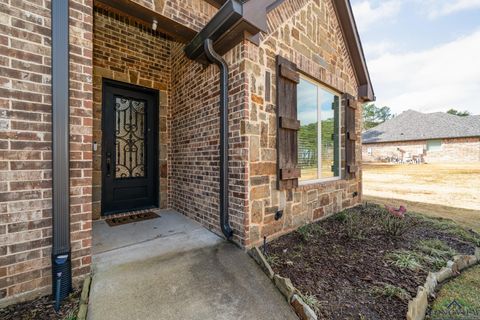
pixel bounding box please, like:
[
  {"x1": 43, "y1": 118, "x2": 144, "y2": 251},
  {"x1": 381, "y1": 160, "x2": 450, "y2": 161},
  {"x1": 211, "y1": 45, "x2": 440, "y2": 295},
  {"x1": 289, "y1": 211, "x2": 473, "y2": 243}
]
[{"x1": 297, "y1": 78, "x2": 340, "y2": 182}]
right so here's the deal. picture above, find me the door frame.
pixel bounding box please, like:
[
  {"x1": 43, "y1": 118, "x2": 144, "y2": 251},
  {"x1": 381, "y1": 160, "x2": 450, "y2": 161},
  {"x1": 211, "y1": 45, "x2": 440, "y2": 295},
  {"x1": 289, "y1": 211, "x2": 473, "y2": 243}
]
[{"x1": 100, "y1": 78, "x2": 160, "y2": 216}]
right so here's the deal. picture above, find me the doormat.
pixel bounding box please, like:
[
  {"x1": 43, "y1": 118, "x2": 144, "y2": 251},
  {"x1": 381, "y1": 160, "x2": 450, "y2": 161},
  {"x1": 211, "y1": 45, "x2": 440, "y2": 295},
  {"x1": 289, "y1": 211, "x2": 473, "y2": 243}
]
[{"x1": 105, "y1": 212, "x2": 160, "y2": 227}]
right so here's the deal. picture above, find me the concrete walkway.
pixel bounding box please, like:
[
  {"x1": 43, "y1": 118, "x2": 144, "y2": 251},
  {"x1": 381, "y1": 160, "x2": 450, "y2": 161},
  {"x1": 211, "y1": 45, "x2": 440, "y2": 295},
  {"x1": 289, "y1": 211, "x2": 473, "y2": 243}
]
[{"x1": 88, "y1": 211, "x2": 296, "y2": 320}]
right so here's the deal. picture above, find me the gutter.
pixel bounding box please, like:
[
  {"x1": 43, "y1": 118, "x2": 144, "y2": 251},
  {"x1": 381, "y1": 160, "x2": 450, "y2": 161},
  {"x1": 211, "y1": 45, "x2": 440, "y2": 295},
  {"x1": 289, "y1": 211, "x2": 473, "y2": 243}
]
[
  {"x1": 51, "y1": 0, "x2": 72, "y2": 309},
  {"x1": 185, "y1": 0, "x2": 273, "y2": 239}
]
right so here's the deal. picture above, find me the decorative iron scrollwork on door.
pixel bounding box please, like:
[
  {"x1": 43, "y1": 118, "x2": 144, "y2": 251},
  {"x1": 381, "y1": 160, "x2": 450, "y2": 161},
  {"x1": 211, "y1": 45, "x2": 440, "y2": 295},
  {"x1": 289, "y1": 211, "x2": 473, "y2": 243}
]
[{"x1": 114, "y1": 96, "x2": 146, "y2": 178}]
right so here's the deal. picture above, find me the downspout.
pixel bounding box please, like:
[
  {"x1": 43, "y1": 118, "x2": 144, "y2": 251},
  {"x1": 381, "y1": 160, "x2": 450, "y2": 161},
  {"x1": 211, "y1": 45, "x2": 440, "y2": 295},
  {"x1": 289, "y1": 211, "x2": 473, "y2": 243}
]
[
  {"x1": 204, "y1": 39, "x2": 234, "y2": 240},
  {"x1": 51, "y1": 0, "x2": 72, "y2": 309},
  {"x1": 184, "y1": 0, "x2": 273, "y2": 239}
]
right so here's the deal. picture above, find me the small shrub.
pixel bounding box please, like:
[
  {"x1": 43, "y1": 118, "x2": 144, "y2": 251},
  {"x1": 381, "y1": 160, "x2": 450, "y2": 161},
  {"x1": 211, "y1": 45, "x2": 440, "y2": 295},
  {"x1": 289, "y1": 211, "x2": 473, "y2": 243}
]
[
  {"x1": 334, "y1": 211, "x2": 348, "y2": 222},
  {"x1": 371, "y1": 283, "x2": 411, "y2": 301},
  {"x1": 297, "y1": 223, "x2": 325, "y2": 241},
  {"x1": 385, "y1": 250, "x2": 423, "y2": 270},
  {"x1": 379, "y1": 212, "x2": 412, "y2": 237},
  {"x1": 344, "y1": 213, "x2": 365, "y2": 240}
]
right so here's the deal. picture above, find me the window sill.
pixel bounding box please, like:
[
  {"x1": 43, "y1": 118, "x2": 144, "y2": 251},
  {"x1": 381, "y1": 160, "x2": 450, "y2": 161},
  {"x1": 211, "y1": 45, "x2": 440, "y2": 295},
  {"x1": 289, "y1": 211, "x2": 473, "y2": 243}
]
[{"x1": 298, "y1": 177, "x2": 342, "y2": 187}]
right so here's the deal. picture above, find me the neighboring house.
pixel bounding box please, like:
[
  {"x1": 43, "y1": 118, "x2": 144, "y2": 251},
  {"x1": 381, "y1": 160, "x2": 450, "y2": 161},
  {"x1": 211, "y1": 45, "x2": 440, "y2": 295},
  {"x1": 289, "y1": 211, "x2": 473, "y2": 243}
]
[
  {"x1": 362, "y1": 110, "x2": 480, "y2": 163},
  {"x1": 0, "y1": 0, "x2": 374, "y2": 306}
]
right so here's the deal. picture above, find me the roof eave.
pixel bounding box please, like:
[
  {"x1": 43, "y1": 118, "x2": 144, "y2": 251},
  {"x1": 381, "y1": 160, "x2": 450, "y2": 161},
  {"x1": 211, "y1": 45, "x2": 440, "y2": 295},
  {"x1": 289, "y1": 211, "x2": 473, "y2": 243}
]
[{"x1": 332, "y1": 0, "x2": 375, "y2": 102}]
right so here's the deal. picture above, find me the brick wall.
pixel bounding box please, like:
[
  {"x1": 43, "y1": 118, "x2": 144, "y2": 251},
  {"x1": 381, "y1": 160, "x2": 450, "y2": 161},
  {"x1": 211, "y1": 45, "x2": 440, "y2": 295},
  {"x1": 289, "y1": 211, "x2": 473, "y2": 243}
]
[
  {"x1": 242, "y1": 0, "x2": 362, "y2": 247},
  {"x1": 170, "y1": 41, "x2": 249, "y2": 245},
  {"x1": 363, "y1": 137, "x2": 480, "y2": 163},
  {"x1": 92, "y1": 7, "x2": 172, "y2": 219},
  {"x1": 0, "y1": 0, "x2": 93, "y2": 304}
]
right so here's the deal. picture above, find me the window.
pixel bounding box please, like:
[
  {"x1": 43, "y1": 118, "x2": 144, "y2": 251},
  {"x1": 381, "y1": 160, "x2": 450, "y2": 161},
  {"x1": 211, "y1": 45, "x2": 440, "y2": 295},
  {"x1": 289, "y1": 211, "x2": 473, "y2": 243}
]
[
  {"x1": 427, "y1": 139, "x2": 442, "y2": 151},
  {"x1": 297, "y1": 77, "x2": 341, "y2": 182},
  {"x1": 367, "y1": 147, "x2": 372, "y2": 155}
]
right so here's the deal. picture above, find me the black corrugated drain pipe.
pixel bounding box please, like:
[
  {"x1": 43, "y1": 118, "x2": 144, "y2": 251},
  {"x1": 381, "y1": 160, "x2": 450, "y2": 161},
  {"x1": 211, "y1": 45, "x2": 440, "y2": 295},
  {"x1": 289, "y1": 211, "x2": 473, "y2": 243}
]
[{"x1": 203, "y1": 39, "x2": 233, "y2": 240}]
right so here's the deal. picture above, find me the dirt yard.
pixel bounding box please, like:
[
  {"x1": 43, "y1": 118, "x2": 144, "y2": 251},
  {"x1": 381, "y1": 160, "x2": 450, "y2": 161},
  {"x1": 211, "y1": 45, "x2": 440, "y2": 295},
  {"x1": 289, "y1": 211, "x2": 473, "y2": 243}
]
[{"x1": 363, "y1": 163, "x2": 480, "y2": 231}]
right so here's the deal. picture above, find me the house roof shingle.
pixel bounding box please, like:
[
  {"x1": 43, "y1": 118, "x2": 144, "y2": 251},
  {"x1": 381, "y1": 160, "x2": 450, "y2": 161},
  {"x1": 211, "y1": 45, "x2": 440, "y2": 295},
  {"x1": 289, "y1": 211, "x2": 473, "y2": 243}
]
[{"x1": 362, "y1": 110, "x2": 480, "y2": 144}]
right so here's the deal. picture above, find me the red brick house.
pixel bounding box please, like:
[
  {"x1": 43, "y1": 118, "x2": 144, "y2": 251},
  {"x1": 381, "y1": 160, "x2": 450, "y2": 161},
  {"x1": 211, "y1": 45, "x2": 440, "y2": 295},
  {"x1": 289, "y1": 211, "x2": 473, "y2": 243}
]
[
  {"x1": 0, "y1": 0, "x2": 373, "y2": 306},
  {"x1": 362, "y1": 110, "x2": 480, "y2": 163}
]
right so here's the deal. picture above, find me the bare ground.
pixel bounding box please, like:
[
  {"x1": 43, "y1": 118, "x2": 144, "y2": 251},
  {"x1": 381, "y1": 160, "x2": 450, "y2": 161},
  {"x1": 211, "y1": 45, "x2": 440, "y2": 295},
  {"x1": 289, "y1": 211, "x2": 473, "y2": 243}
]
[{"x1": 363, "y1": 163, "x2": 480, "y2": 231}]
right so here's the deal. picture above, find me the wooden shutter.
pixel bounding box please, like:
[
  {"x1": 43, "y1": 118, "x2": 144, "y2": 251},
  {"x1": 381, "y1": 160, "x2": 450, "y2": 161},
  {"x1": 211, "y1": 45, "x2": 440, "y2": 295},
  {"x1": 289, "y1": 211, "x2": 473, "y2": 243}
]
[
  {"x1": 343, "y1": 93, "x2": 357, "y2": 179},
  {"x1": 276, "y1": 56, "x2": 300, "y2": 190}
]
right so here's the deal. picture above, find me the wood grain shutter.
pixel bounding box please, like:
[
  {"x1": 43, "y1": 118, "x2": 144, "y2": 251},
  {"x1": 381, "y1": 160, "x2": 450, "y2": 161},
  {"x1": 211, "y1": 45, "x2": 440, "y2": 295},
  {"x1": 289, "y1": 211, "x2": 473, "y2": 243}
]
[
  {"x1": 343, "y1": 93, "x2": 357, "y2": 179},
  {"x1": 276, "y1": 56, "x2": 300, "y2": 190}
]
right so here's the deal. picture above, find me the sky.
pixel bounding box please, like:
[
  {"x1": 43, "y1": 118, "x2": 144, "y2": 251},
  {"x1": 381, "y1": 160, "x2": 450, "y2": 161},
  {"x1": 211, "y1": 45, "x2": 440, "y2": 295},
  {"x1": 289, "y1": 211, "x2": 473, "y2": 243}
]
[{"x1": 350, "y1": 0, "x2": 480, "y2": 116}]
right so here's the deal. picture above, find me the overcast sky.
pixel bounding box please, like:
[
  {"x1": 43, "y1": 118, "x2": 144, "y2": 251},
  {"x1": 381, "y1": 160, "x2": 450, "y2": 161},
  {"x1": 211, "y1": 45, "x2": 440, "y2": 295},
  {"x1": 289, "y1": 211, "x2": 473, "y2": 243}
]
[{"x1": 351, "y1": 0, "x2": 480, "y2": 116}]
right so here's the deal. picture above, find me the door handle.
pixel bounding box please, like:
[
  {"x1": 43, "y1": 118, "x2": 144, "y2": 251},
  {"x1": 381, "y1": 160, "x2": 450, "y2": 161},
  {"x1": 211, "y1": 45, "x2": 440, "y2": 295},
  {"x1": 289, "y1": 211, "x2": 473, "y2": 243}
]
[{"x1": 106, "y1": 152, "x2": 112, "y2": 177}]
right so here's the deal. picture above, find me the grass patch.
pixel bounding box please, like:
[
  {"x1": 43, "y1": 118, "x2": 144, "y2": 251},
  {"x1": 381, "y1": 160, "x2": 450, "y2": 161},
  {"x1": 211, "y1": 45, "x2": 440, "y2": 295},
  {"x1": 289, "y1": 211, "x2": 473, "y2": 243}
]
[
  {"x1": 430, "y1": 265, "x2": 480, "y2": 314},
  {"x1": 371, "y1": 283, "x2": 411, "y2": 301},
  {"x1": 385, "y1": 250, "x2": 423, "y2": 270},
  {"x1": 417, "y1": 239, "x2": 456, "y2": 259},
  {"x1": 415, "y1": 214, "x2": 480, "y2": 247}
]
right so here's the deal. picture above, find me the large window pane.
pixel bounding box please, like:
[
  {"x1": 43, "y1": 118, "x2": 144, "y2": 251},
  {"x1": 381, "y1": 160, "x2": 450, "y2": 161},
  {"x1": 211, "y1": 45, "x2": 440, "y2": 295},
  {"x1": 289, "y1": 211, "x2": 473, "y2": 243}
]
[
  {"x1": 298, "y1": 79, "x2": 318, "y2": 181},
  {"x1": 297, "y1": 77, "x2": 340, "y2": 182}
]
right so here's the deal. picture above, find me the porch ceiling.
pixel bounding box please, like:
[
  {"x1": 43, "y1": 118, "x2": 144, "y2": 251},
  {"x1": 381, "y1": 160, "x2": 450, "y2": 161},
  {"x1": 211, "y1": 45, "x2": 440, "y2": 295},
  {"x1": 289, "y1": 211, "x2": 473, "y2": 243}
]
[{"x1": 94, "y1": 0, "x2": 197, "y2": 43}]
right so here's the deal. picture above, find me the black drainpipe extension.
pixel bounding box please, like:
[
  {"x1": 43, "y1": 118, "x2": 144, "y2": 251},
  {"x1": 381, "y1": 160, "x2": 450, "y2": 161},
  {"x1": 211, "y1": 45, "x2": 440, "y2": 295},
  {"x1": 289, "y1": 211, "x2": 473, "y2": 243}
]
[
  {"x1": 51, "y1": 0, "x2": 72, "y2": 309},
  {"x1": 204, "y1": 39, "x2": 234, "y2": 240}
]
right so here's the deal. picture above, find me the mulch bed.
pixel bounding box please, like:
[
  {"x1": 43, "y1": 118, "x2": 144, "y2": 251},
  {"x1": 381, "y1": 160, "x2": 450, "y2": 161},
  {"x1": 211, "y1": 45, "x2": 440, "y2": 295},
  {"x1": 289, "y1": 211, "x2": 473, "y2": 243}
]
[
  {"x1": 265, "y1": 203, "x2": 479, "y2": 320},
  {"x1": 0, "y1": 288, "x2": 80, "y2": 320}
]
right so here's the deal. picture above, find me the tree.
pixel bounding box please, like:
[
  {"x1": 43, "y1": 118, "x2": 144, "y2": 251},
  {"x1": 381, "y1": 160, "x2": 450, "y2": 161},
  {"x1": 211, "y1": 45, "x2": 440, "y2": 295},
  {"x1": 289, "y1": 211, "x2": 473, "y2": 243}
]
[
  {"x1": 447, "y1": 109, "x2": 471, "y2": 117},
  {"x1": 362, "y1": 103, "x2": 394, "y2": 130}
]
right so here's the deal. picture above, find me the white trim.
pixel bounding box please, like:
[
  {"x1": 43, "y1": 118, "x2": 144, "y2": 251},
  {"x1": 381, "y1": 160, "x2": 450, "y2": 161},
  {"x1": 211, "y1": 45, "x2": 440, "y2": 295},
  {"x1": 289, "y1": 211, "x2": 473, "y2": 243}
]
[{"x1": 299, "y1": 177, "x2": 342, "y2": 186}]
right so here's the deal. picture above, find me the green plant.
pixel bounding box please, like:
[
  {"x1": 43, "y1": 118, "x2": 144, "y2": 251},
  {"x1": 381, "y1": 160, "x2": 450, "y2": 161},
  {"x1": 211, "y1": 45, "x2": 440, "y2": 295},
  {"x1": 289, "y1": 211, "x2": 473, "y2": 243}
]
[
  {"x1": 297, "y1": 223, "x2": 325, "y2": 241},
  {"x1": 371, "y1": 283, "x2": 411, "y2": 301},
  {"x1": 266, "y1": 254, "x2": 280, "y2": 267},
  {"x1": 334, "y1": 211, "x2": 348, "y2": 222},
  {"x1": 379, "y1": 212, "x2": 412, "y2": 237},
  {"x1": 343, "y1": 213, "x2": 365, "y2": 239},
  {"x1": 417, "y1": 239, "x2": 456, "y2": 259},
  {"x1": 415, "y1": 215, "x2": 480, "y2": 247},
  {"x1": 385, "y1": 250, "x2": 423, "y2": 270},
  {"x1": 63, "y1": 311, "x2": 77, "y2": 320},
  {"x1": 299, "y1": 293, "x2": 320, "y2": 313}
]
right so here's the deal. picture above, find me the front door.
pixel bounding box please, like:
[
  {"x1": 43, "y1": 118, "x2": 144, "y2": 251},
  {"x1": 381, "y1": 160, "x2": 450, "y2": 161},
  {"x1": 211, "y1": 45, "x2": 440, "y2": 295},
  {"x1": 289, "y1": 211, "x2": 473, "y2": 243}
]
[{"x1": 102, "y1": 80, "x2": 159, "y2": 215}]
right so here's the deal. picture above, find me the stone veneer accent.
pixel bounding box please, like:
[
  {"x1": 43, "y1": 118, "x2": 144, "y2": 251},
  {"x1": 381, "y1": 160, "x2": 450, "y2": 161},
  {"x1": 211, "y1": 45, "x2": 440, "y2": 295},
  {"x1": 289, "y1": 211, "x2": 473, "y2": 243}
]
[
  {"x1": 92, "y1": 7, "x2": 172, "y2": 219},
  {"x1": 0, "y1": 0, "x2": 93, "y2": 303},
  {"x1": 242, "y1": 0, "x2": 362, "y2": 247},
  {"x1": 363, "y1": 137, "x2": 480, "y2": 163}
]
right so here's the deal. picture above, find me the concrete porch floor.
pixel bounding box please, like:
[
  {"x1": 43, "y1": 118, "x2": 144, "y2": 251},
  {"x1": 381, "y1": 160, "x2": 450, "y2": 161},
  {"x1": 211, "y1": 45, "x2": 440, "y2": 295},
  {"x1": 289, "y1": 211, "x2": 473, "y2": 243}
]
[{"x1": 88, "y1": 210, "x2": 297, "y2": 320}]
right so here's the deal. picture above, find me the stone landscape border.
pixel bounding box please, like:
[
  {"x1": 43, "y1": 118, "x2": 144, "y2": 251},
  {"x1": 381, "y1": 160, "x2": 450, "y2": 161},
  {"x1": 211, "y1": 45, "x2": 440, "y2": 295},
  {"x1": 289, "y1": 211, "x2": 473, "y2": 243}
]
[
  {"x1": 407, "y1": 247, "x2": 480, "y2": 320},
  {"x1": 249, "y1": 247, "x2": 317, "y2": 320},
  {"x1": 77, "y1": 275, "x2": 92, "y2": 320},
  {"x1": 250, "y1": 246, "x2": 480, "y2": 320}
]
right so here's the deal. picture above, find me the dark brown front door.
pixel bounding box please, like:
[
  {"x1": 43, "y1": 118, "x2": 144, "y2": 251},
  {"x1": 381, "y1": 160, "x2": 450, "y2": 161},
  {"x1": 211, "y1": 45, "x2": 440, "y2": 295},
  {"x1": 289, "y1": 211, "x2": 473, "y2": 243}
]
[{"x1": 102, "y1": 80, "x2": 159, "y2": 215}]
